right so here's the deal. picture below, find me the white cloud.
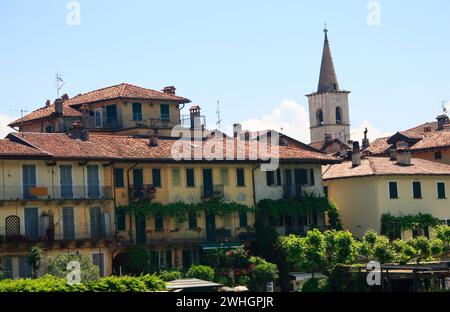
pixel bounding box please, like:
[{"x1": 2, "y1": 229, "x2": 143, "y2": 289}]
[
  {"x1": 0, "y1": 114, "x2": 16, "y2": 139},
  {"x1": 238, "y1": 100, "x2": 311, "y2": 143},
  {"x1": 350, "y1": 120, "x2": 392, "y2": 143}
]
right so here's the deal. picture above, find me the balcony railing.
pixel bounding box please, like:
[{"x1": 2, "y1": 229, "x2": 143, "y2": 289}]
[
  {"x1": 128, "y1": 185, "x2": 156, "y2": 202},
  {"x1": 141, "y1": 226, "x2": 256, "y2": 245},
  {"x1": 201, "y1": 185, "x2": 225, "y2": 200},
  {"x1": 180, "y1": 115, "x2": 206, "y2": 129},
  {"x1": 0, "y1": 223, "x2": 115, "y2": 244},
  {"x1": 130, "y1": 117, "x2": 179, "y2": 129},
  {"x1": 283, "y1": 184, "x2": 316, "y2": 199},
  {"x1": 0, "y1": 186, "x2": 113, "y2": 201}
]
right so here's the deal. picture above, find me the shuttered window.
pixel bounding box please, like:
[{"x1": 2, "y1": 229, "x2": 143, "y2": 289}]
[
  {"x1": 437, "y1": 182, "x2": 446, "y2": 199},
  {"x1": 152, "y1": 168, "x2": 161, "y2": 187},
  {"x1": 114, "y1": 168, "x2": 124, "y2": 187},
  {"x1": 186, "y1": 168, "x2": 195, "y2": 187},
  {"x1": 236, "y1": 168, "x2": 245, "y2": 187},
  {"x1": 389, "y1": 182, "x2": 398, "y2": 199},
  {"x1": 413, "y1": 182, "x2": 422, "y2": 199}
]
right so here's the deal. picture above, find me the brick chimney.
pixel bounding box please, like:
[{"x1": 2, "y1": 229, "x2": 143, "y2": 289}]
[
  {"x1": 162, "y1": 86, "x2": 176, "y2": 95},
  {"x1": 436, "y1": 114, "x2": 449, "y2": 131},
  {"x1": 324, "y1": 133, "x2": 332, "y2": 144},
  {"x1": 189, "y1": 105, "x2": 202, "y2": 130},
  {"x1": 396, "y1": 143, "x2": 411, "y2": 166},
  {"x1": 352, "y1": 141, "x2": 361, "y2": 167},
  {"x1": 233, "y1": 123, "x2": 242, "y2": 138},
  {"x1": 61, "y1": 93, "x2": 69, "y2": 101},
  {"x1": 149, "y1": 135, "x2": 159, "y2": 147},
  {"x1": 69, "y1": 121, "x2": 83, "y2": 140},
  {"x1": 45, "y1": 100, "x2": 51, "y2": 108},
  {"x1": 54, "y1": 98, "x2": 63, "y2": 116}
]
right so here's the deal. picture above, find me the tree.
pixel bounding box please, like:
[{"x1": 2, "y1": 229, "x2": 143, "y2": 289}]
[
  {"x1": 435, "y1": 225, "x2": 450, "y2": 253},
  {"x1": 27, "y1": 246, "x2": 43, "y2": 278},
  {"x1": 248, "y1": 257, "x2": 279, "y2": 292},
  {"x1": 129, "y1": 246, "x2": 150, "y2": 274},
  {"x1": 324, "y1": 230, "x2": 358, "y2": 266},
  {"x1": 47, "y1": 253, "x2": 100, "y2": 282}
]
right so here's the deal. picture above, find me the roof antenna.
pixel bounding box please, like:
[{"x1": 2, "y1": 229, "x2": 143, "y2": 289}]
[
  {"x1": 216, "y1": 100, "x2": 222, "y2": 130},
  {"x1": 56, "y1": 72, "x2": 65, "y2": 98}
]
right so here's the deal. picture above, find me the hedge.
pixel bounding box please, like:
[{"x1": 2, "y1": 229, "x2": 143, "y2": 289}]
[{"x1": 0, "y1": 274, "x2": 166, "y2": 292}]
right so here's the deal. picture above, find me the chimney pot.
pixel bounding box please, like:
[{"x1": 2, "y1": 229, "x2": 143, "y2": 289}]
[
  {"x1": 189, "y1": 105, "x2": 202, "y2": 130},
  {"x1": 324, "y1": 133, "x2": 332, "y2": 143},
  {"x1": 396, "y1": 147, "x2": 411, "y2": 166},
  {"x1": 45, "y1": 100, "x2": 51, "y2": 108},
  {"x1": 233, "y1": 123, "x2": 242, "y2": 138},
  {"x1": 61, "y1": 93, "x2": 69, "y2": 101},
  {"x1": 437, "y1": 114, "x2": 450, "y2": 131}
]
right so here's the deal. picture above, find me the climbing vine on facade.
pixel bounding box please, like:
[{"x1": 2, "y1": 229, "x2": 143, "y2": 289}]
[{"x1": 381, "y1": 213, "x2": 441, "y2": 238}]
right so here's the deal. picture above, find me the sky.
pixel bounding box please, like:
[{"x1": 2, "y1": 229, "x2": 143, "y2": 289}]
[{"x1": 1, "y1": 0, "x2": 450, "y2": 143}]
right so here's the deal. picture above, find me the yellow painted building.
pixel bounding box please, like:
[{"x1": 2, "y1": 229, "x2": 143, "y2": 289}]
[{"x1": 323, "y1": 154, "x2": 450, "y2": 238}]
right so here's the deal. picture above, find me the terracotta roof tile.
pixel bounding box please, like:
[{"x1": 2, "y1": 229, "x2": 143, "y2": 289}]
[
  {"x1": 0, "y1": 139, "x2": 48, "y2": 157},
  {"x1": 323, "y1": 157, "x2": 450, "y2": 180},
  {"x1": 7, "y1": 132, "x2": 338, "y2": 163},
  {"x1": 9, "y1": 103, "x2": 81, "y2": 127}
]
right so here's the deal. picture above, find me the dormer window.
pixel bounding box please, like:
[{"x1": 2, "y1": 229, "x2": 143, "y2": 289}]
[{"x1": 316, "y1": 109, "x2": 324, "y2": 126}]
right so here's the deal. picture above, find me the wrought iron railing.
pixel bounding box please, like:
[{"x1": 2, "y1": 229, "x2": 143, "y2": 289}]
[{"x1": 0, "y1": 186, "x2": 113, "y2": 201}]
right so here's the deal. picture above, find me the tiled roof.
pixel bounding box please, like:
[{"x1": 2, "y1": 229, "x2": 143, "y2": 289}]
[
  {"x1": 9, "y1": 103, "x2": 81, "y2": 127},
  {"x1": 66, "y1": 83, "x2": 190, "y2": 106},
  {"x1": 323, "y1": 157, "x2": 450, "y2": 180},
  {"x1": 410, "y1": 131, "x2": 450, "y2": 151},
  {"x1": 0, "y1": 139, "x2": 48, "y2": 157},
  {"x1": 9, "y1": 83, "x2": 191, "y2": 127},
  {"x1": 7, "y1": 132, "x2": 338, "y2": 163}
]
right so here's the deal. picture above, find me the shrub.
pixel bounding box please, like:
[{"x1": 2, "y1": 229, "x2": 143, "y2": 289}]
[
  {"x1": 300, "y1": 277, "x2": 331, "y2": 292},
  {"x1": 235, "y1": 275, "x2": 250, "y2": 286},
  {"x1": 27, "y1": 246, "x2": 44, "y2": 278},
  {"x1": 138, "y1": 274, "x2": 167, "y2": 291},
  {"x1": 159, "y1": 270, "x2": 182, "y2": 282},
  {"x1": 248, "y1": 257, "x2": 278, "y2": 292},
  {"x1": 186, "y1": 265, "x2": 215, "y2": 281},
  {"x1": 213, "y1": 275, "x2": 233, "y2": 287},
  {"x1": 129, "y1": 246, "x2": 150, "y2": 274}
]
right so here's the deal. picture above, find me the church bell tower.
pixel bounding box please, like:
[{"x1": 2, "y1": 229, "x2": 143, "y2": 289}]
[{"x1": 307, "y1": 27, "x2": 351, "y2": 144}]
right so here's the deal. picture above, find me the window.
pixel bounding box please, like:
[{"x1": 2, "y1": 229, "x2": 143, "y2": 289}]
[
  {"x1": 1, "y1": 257, "x2": 13, "y2": 279},
  {"x1": 87, "y1": 165, "x2": 100, "y2": 198},
  {"x1": 114, "y1": 168, "x2": 124, "y2": 187},
  {"x1": 155, "y1": 214, "x2": 164, "y2": 231},
  {"x1": 188, "y1": 213, "x2": 197, "y2": 230},
  {"x1": 152, "y1": 168, "x2": 161, "y2": 187},
  {"x1": 412, "y1": 181, "x2": 422, "y2": 199},
  {"x1": 45, "y1": 125, "x2": 53, "y2": 133},
  {"x1": 266, "y1": 169, "x2": 281, "y2": 186},
  {"x1": 92, "y1": 253, "x2": 105, "y2": 277},
  {"x1": 309, "y1": 169, "x2": 315, "y2": 186},
  {"x1": 435, "y1": 151, "x2": 442, "y2": 160},
  {"x1": 220, "y1": 168, "x2": 229, "y2": 186},
  {"x1": 160, "y1": 104, "x2": 170, "y2": 121},
  {"x1": 132, "y1": 102, "x2": 142, "y2": 121},
  {"x1": 236, "y1": 168, "x2": 245, "y2": 187},
  {"x1": 239, "y1": 212, "x2": 248, "y2": 227},
  {"x1": 437, "y1": 182, "x2": 446, "y2": 199},
  {"x1": 316, "y1": 109, "x2": 324, "y2": 126},
  {"x1": 116, "y1": 207, "x2": 126, "y2": 231},
  {"x1": 94, "y1": 109, "x2": 102, "y2": 127},
  {"x1": 22, "y1": 164, "x2": 37, "y2": 199},
  {"x1": 19, "y1": 257, "x2": 32, "y2": 278},
  {"x1": 336, "y1": 107, "x2": 343, "y2": 124},
  {"x1": 172, "y1": 168, "x2": 181, "y2": 186},
  {"x1": 186, "y1": 168, "x2": 195, "y2": 187},
  {"x1": 389, "y1": 181, "x2": 398, "y2": 199}
]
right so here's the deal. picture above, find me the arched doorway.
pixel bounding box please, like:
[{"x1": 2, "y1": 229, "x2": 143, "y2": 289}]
[{"x1": 112, "y1": 252, "x2": 131, "y2": 276}]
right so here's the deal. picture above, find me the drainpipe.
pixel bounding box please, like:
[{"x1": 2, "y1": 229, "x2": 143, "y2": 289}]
[
  {"x1": 126, "y1": 163, "x2": 140, "y2": 243},
  {"x1": 2, "y1": 161, "x2": 5, "y2": 200},
  {"x1": 251, "y1": 164, "x2": 261, "y2": 207}
]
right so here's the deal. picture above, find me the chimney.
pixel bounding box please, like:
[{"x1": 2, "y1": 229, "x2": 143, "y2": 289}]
[
  {"x1": 54, "y1": 98, "x2": 63, "y2": 116},
  {"x1": 61, "y1": 93, "x2": 69, "y2": 101},
  {"x1": 324, "y1": 133, "x2": 332, "y2": 143},
  {"x1": 189, "y1": 105, "x2": 202, "y2": 130},
  {"x1": 352, "y1": 141, "x2": 361, "y2": 167},
  {"x1": 244, "y1": 131, "x2": 251, "y2": 141},
  {"x1": 396, "y1": 146, "x2": 411, "y2": 166},
  {"x1": 362, "y1": 127, "x2": 370, "y2": 149},
  {"x1": 81, "y1": 129, "x2": 89, "y2": 141},
  {"x1": 162, "y1": 86, "x2": 176, "y2": 95},
  {"x1": 233, "y1": 123, "x2": 242, "y2": 138},
  {"x1": 149, "y1": 135, "x2": 158, "y2": 147},
  {"x1": 436, "y1": 114, "x2": 449, "y2": 131},
  {"x1": 45, "y1": 100, "x2": 51, "y2": 108},
  {"x1": 69, "y1": 121, "x2": 83, "y2": 140}
]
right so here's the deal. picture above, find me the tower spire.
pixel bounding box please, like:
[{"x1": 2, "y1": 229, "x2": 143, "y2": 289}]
[{"x1": 317, "y1": 27, "x2": 339, "y2": 92}]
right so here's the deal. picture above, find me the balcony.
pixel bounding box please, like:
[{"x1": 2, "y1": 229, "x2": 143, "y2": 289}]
[
  {"x1": 0, "y1": 223, "x2": 115, "y2": 244},
  {"x1": 128, "y1": 185, "x2": 156, "y2": 202},
  {"x1": 142, "y1": 226, "x2": 256, "y2": 245},
  {"x1": 283, "y1": 184, "x2": 316, "y2": 199},
  {"x1": 0, "y1": 186, "x2": 113, "y2": 202},
  {"x1": 180, "y1": 115, "x2": 206, "y2": 129},
  {"x1": 201, "y1": 185, "x2": 224, "y2": 201}
]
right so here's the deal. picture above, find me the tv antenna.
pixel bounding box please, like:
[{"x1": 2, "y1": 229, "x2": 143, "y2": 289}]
[
  {"x1": 442, "y1": 100, "x2": 448, "y2": 115},
  {"x1": 216, "y1": 100, "x2": 222, "y2": 130},
  {"x1": 56, "y1": 73, "x2": 65, "y2": 98},
  {"x1": 11, "y1": 108, "x2": 29, "y2": 123}
]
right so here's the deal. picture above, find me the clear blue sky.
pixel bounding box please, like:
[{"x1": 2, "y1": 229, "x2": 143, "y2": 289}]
[{"x1": 1, "y1": 0, "x2": 450, "y2": 140}]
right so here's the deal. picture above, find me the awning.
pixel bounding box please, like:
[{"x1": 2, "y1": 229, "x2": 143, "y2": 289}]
[{"x1": 201, "y1": 242, "x2": 244, "y2": 250}]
